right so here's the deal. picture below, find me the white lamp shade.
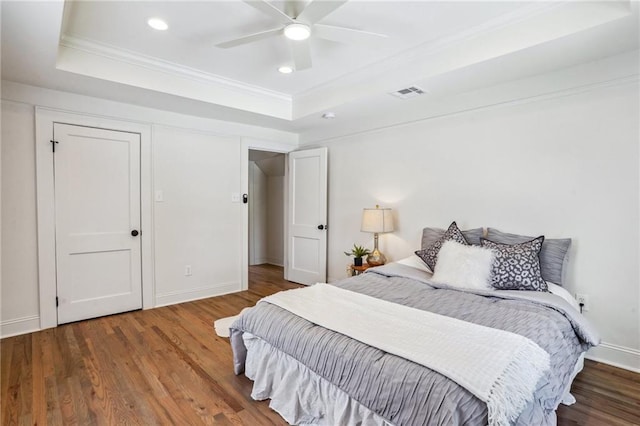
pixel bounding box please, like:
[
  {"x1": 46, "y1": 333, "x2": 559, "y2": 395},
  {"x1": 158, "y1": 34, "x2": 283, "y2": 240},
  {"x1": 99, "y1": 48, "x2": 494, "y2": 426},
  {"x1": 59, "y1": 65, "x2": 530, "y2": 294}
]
[{"x1": 361, "y1": 208, "x2": 394, "y2": 233}]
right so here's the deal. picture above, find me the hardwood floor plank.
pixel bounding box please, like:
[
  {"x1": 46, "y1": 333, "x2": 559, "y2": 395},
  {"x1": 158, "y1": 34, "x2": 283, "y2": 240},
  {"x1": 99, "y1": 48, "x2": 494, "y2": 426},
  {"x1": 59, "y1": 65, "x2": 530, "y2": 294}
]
[
  {"x1": 43, "y1": 375, "x2": 64, "y2": 425},
  {"x1": 151, "y1": 325, "x2": 244, "y2": 414},
  {"x1": 30, "y1": 332, "x2": 46, "y2": 426},
  {"x1": 2, "y1": 264, "x2": 638, "y2": 425}
]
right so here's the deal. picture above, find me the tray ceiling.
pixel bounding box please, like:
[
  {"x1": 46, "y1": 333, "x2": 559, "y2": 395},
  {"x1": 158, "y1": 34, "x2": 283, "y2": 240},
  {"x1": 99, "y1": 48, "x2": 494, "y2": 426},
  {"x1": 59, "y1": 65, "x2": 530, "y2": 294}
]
[{"x1": 1, "y1": 0, "x2": 638, "y2": 132}]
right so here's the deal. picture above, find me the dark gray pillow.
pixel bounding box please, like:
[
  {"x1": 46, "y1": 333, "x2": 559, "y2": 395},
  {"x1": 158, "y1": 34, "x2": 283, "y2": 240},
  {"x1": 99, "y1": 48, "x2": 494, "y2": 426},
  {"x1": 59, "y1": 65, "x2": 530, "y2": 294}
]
[
  {"x1": 421, "y1": 226, "x2": 484, "y2": 248},
  {"x1": 415, "y1": 222, "x2": 470, "y2": 271},
  {"x1": 486, "y1": 228, "x2": 572, "y2": 286},
  {"x1": 481, "y1": 237, "x2": 548, "y2": 292}
]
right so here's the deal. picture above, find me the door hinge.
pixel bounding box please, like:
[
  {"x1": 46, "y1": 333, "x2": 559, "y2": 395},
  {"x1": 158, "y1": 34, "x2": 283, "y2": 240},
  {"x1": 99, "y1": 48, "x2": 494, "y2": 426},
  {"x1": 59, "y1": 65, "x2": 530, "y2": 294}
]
[
  {"x1": 56, "y1": 297, "x2": 58, "y2": 307},
  {"x1": 50, "y1": 139, "x2": 59, "y2": 153}
]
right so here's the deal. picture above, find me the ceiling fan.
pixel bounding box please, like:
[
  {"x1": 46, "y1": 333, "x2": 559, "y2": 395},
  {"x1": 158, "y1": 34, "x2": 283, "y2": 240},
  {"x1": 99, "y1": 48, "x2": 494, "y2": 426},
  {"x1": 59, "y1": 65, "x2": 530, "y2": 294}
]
[{"x1": 215, "y1": 0, "x2": 388, "y2": 71}]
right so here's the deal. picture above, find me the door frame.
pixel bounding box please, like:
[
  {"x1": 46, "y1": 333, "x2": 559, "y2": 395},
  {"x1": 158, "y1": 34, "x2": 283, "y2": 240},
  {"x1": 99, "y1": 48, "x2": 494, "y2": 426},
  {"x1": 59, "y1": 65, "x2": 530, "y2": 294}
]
[
  {"x1": 241, "y1": 138, "x2": 297, "y2": 290},
  {"x1": 35, "y1": 108, "x2": 154, "y2": 329}
]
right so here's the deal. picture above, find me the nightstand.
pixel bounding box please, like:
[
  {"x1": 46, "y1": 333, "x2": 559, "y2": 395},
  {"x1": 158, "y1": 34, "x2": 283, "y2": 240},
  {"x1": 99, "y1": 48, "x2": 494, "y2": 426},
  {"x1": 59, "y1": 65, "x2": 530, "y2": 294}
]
[{"x1": 349, "y1": 263, "x2": 372, "y2": 277}]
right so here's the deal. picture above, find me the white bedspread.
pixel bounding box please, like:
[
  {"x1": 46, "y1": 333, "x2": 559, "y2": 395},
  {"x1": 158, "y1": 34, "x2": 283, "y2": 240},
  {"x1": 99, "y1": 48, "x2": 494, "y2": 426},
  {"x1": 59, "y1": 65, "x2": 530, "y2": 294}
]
[{"x1": 261, "y1": 284, "x2": 551, "y2": 426}]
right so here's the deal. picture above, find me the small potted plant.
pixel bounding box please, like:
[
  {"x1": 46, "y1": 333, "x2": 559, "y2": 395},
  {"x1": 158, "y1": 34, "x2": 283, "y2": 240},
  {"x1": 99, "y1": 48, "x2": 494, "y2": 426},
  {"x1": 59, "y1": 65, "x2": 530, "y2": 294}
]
[{"x1": 344, "y1": 244, "x2": 371, "y2": 267}]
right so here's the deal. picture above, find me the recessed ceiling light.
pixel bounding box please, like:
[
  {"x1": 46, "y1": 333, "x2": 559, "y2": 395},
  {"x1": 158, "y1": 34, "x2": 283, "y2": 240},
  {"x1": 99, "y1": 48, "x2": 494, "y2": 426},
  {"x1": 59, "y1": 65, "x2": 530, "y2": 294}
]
[
  {"x1": 278, "y1": 66, "x2": 294, "y2": 74},
  {"x1": 322, "y1": 112, "x2": 336, "y2": 119},
  {"x1": 148, "y1": 18, "x2": 168, "y2": 31},
  {"x1": 284, "y1": 23, "x2": 311, "y2": 41}
]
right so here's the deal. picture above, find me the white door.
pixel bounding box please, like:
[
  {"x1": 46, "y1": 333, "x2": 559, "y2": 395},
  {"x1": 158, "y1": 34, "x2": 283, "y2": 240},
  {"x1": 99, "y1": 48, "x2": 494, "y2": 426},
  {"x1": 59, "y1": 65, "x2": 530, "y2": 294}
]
[
  {"x1": 286, "y1": 147, "x2": 328, "y2": 285},
  {"x1": 54, "y1": 123, "x2": 142, "y2": 324}
]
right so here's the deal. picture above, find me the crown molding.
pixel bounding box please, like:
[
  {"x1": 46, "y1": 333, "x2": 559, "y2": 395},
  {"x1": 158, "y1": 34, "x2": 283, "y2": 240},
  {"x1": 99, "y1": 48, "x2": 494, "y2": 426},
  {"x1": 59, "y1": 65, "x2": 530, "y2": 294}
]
[
  {"x1": 60, "y1": 35, "x2": 291, "y2": 102},
  {"x1": 58, "y1": 35, "x2": 293, "y2": 120}
]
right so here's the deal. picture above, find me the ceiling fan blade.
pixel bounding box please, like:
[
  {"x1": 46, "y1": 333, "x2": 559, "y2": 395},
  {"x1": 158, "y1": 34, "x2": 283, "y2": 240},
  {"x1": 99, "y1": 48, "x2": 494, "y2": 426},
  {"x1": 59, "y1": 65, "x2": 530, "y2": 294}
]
[
  {"x1": 314, "y1": 24, "x2": 388, "y2": 45},
  {"x1": 242, "y1": 0, "x2": 294, "y2": 25},
  {"x1": 296, "y1": 0, "x2": 348, "y2": 24},
  {"x1": 215, "y1": 27, "x2": 282, "y2": 48},
  {"x1": 290, "y1": 39, "x2": 312, "y2": 70}
]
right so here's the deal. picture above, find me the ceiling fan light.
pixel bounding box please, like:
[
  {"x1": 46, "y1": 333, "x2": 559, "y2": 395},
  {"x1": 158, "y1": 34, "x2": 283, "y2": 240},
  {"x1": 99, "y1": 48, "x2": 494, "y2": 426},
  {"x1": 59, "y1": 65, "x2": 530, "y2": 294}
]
[
  {"x1": 284, "y1": 23, "x2": 311, "y2": 41},
  {"x1": 278, "y1": 66, "x2": 294, "y2": 74},
  {"x1": 147, "y1": 18, "x2": 168, "y2": 31}
]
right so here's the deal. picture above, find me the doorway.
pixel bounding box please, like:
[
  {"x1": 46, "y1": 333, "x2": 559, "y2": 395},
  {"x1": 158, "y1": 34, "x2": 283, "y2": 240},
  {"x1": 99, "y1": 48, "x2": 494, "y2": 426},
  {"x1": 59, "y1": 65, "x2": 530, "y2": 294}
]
[{"x1": 248, "y1": 150, "x2": 286, "y2": 284}]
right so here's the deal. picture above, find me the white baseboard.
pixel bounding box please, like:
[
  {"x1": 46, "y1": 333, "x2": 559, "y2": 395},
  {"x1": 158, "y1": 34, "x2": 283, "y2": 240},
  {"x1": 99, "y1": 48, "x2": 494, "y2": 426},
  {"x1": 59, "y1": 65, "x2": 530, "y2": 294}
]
[
  {"x1": 265, "y1": 258, "x2": 284, "y2": 267},
  {"x1": 1, "y1": 315, "x2": 41, "y2": 338},
  {"x1": 154, "y1": 282, "x2": 240, "y2": 307},
  {"x1": 586, "y1": 342, "x2": 640, "y2": 373}
]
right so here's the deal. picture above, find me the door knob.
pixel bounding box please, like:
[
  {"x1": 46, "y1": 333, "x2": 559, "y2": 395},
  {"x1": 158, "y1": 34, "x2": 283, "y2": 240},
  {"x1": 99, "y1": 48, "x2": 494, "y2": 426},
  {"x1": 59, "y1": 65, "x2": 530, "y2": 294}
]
[
  {"x1": 317, "y1": 224, "x2": 325, "y2": 230},
  {"x1": 131, "y1": 230, "x2": 139, "y2": 237}
]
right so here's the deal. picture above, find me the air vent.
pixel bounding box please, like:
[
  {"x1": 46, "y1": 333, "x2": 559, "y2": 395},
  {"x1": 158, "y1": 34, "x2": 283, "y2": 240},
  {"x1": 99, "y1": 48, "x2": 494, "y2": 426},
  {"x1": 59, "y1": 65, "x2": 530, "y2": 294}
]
[{"x1": 389, "y1": 86, "x2": 426, "y2": 99}]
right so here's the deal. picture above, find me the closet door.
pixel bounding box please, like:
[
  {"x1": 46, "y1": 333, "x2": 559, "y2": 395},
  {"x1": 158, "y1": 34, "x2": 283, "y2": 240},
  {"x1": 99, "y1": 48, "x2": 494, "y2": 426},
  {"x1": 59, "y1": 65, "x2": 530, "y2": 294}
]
[{"x1": 53, "y1": 123, "x2": 142, "y2": 324}]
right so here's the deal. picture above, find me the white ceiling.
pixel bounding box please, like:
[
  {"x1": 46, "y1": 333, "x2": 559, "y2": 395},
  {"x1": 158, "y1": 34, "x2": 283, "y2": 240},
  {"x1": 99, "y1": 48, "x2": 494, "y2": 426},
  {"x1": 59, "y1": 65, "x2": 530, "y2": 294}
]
[
  {"x1": 61, "y1": 1, "x2": 529, "y2": 95},
  {"x1": 1, "y1": 1, "x2": 639, "y2": 137}
]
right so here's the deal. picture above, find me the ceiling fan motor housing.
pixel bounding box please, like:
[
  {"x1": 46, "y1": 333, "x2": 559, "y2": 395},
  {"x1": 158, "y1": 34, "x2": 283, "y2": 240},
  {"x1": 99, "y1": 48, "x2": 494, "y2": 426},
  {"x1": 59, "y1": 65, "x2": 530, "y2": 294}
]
[{"x1": 284, "y1": 23, "x2": 311, "y2": 41}]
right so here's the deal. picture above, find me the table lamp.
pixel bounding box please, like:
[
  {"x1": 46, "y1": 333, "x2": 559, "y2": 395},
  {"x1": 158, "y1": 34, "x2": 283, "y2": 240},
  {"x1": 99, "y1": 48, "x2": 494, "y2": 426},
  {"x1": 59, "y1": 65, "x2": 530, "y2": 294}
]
[{"x1": 361, "y1": 205, "x2": 394, "y2": 266}]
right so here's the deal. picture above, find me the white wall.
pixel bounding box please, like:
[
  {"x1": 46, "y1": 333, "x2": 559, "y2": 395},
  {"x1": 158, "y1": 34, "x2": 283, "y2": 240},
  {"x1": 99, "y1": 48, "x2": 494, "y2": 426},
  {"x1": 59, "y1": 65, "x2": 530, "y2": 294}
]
[
  {"x1": 248, "y1": 157, "x2": 285, "y2": 267},
  {"x1": 0, "y1": 81, "x2": 297, "y2": 336},
  {"x1": 1, "y1": 101, "x2": 40, "y2": 334},
  {"x1": 316, "y1": 81, "x2": 639, "y2": 371},
  {"x1": 249, "y1": 161, "x2": 268, "y2": 265},
  {"x1": 153, "y1": 126, "x2": 242, "y2": 306},
  {"x1": 266, "y1": 175, "x2": 285, "y2": 266}
]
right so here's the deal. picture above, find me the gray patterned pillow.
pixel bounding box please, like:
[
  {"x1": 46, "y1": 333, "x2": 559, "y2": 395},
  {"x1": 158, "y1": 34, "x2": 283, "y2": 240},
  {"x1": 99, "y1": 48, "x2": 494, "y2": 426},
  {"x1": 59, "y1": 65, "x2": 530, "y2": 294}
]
[
  {"x1": 481, "y1": 236, "x2": 548, "y2": 292},
  {"x1": 486, "y1": 228, "x2": 571, "y2": 286},
  {"x1": 415, "y1": 221, "x2": 469, "y2": 271}
]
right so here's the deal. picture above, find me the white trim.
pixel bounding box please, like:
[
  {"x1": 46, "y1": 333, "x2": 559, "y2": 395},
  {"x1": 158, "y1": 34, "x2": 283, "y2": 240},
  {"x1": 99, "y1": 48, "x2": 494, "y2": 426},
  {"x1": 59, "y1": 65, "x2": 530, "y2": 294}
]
[
  {"x1": 154, "y1": 282, "x2": 240, "y2": 308},
  {"x1": 57, "y1": 38, "x2": 292, "y2": 120},
  {"x1": 60, "y1": 35, "x2": 291, "y2": 102},
  {"x1": 586, "y1": 342, "x2": 640, "y2": 373},
  {"x1": 35, "y1": 108, "x2": 155, "y2": 330},
  {"x1": 241, "y1": 139, "x2": 297, "y2": 291},
  {"x1": 1, "y1": 315, "x2": 41, "y2": 338}
]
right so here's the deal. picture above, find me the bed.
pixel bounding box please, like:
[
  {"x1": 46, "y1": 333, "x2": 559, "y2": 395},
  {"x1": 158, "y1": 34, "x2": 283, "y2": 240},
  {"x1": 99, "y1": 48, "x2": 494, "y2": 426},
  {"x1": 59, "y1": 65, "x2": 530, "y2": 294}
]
[{"x1": 229, "y1": 224, "x2": 599, "y2": 426}]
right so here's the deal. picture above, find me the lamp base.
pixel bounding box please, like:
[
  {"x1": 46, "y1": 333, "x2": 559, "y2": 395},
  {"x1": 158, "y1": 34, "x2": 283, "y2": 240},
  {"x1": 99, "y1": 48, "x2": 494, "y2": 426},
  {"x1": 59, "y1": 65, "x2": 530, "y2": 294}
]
[{"x1": 366, "y1": 248, "x2": 386, "y2": 267}]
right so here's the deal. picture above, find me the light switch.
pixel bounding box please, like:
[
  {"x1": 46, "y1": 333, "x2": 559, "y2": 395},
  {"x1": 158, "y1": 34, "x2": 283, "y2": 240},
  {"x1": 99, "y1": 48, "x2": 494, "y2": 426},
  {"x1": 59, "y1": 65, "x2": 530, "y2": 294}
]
[
  {"x1": 155, "y1": 190, "x2": 164, "y2": 202},
  {"x1": 231, "y1": 193, "x2": 241, "y2": 203}
]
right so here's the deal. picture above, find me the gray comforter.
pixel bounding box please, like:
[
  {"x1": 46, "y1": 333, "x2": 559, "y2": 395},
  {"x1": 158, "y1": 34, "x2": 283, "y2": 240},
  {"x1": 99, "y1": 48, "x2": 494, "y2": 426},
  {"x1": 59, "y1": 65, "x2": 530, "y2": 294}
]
[{"x1": 230, "y1": 264, "x2": 599, "y2": 425}]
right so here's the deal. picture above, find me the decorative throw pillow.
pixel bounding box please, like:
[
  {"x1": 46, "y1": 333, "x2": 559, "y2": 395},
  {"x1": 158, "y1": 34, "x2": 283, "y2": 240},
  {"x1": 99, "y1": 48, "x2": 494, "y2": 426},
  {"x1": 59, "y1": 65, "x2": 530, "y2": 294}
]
[
  {"x1": 415, "y1": 221, "x2": 469, "y2": 271},
  {"x1": 421, "y1": 226, "x2": 484, "y2": 248},
  {"x1": 481, "y1": 236, "x2": 548, "y2": 292},
  {"x1": 431, "y1": 241, "x2": 495, "y2": 291},
  {"x1": 486, "y1": 228, "x2": 571, "y2": 286}
]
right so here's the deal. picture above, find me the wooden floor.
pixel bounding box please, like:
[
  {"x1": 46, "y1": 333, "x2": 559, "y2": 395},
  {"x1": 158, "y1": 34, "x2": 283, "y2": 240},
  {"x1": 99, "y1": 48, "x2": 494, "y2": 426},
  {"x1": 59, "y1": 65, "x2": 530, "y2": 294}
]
[{"x1": 2, "y1": 264, "x2": 639, "y2": 425}]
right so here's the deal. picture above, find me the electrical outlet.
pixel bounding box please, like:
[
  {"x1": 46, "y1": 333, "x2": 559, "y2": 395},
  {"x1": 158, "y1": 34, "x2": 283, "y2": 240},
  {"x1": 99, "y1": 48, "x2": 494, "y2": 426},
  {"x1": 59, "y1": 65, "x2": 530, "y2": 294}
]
[
  {"x1": 575, "y1": 293, "x2": 589, "y2": 312},
  {"x1": 185, "y1": 265, "x2": 192, "y2": 276}
]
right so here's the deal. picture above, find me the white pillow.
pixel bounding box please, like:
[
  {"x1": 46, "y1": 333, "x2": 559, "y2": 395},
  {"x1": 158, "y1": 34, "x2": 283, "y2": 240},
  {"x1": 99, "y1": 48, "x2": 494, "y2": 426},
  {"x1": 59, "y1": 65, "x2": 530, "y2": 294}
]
[{"x1": 431, "y1": 240, "x2": 495, "y2": 291}]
